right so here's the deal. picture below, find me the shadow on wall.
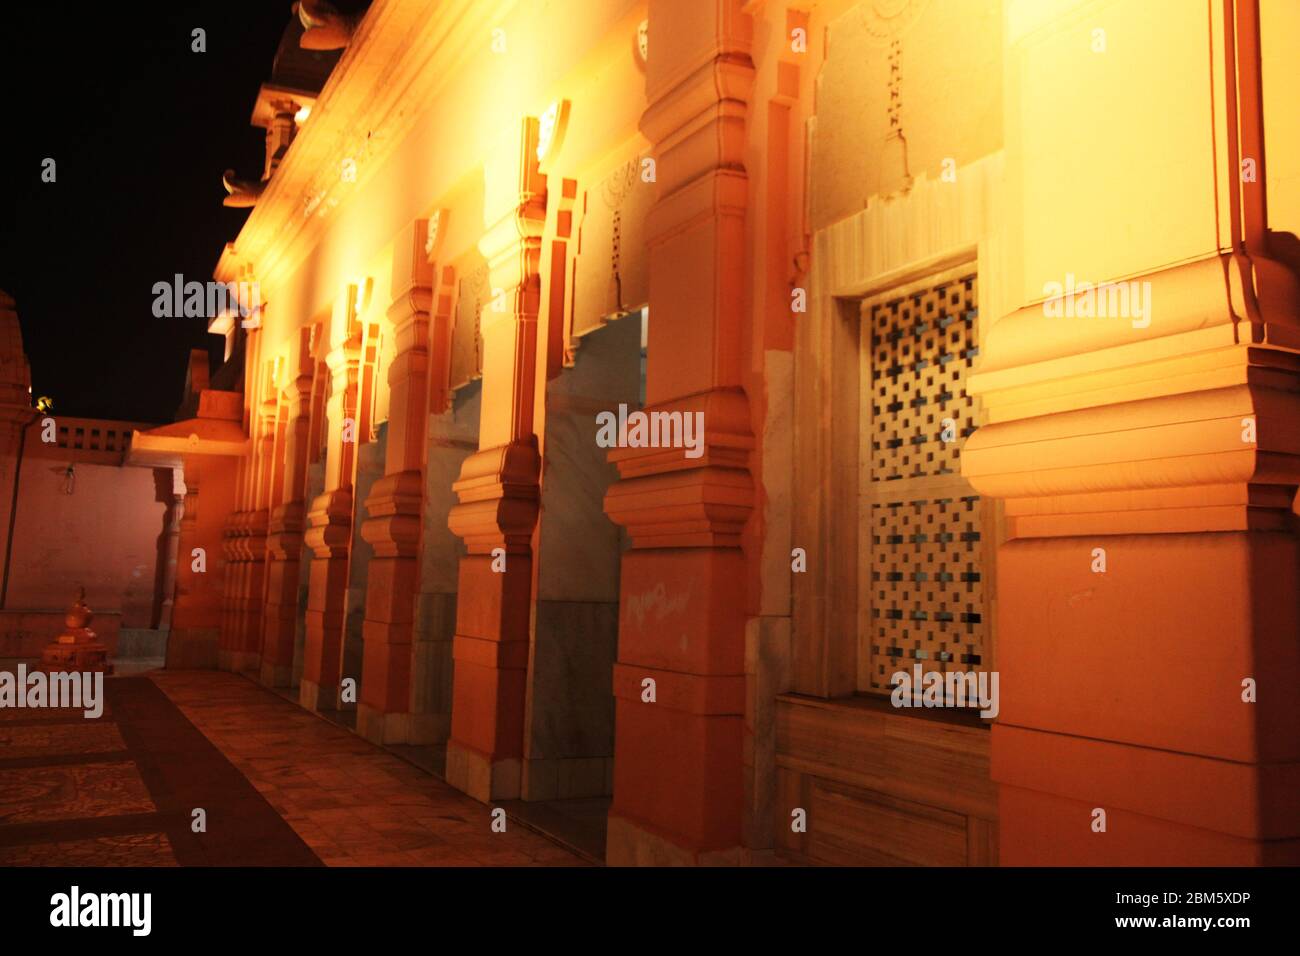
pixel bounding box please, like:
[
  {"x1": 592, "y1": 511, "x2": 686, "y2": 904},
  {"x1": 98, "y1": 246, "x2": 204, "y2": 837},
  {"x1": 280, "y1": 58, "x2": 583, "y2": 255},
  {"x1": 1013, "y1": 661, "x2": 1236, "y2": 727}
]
[
  {"x1": 1269, "y1": 230, "x2": 1300, "y2": 279},
  {"x1": 150, "y1": 465, "x2": 178, "y2": 630},
  {"x1": 409, "y1": 378, "x2": 481, "y2": 750},
  {"x1": 525, "y1": 308, "x2": 642, "y2": 802}
]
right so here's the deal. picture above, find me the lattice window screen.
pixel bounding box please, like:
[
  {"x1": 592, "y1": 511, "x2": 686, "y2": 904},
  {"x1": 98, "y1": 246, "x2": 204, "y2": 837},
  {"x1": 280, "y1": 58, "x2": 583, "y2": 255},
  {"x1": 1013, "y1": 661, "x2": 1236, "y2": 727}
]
[{"x1": 859, "y1": 269, "x2": 993, "y2": 695}]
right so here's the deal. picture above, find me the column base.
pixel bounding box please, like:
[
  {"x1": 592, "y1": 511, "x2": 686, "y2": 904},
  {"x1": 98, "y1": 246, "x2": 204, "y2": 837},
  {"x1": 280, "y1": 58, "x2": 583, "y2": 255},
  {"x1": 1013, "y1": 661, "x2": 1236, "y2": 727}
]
[
  {"x1": 521, "y1": 756, "x2": 613, "y2": 801},
  {"x1": 605, "y1": 813, "x2": 743, "y2": 867},
  {"x1": 217, "y1": 649, "x2": 259, "y2": 674},
  {"x1": 998, "y1": 785, "x2": 1300, "y2": 866},
  {"x1": 259, "y1": 661, "x2": 292, "y2": 689},
  {"x1": 165, "y1": 627, "x2": 218, "y2": 669},
  {"x1": 299, "y1": 678, "x2": 338, "y2": 712},
  {"x1": 994, "y1": 721, "x2": 1300, "y2": 866},
  {"x1": 356, "y1": 704, "x2": 413, "y2": 745},
  {"x1": 445, "y1": 740, "x2": 520, "y2": 802},
  {"x1": 407, "y1": 712, "x2": 451, "y2": 746}
]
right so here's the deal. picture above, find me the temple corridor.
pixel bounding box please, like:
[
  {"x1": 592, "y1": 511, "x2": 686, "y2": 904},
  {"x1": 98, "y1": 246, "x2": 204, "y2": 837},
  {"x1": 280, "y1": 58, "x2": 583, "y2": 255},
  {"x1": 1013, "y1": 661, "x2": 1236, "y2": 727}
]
[
  {"x1": 0, "y1": 670, "x2": 583, "y2": 867},
  {"x1": 3, "y1": 0, "x2": 1298, "y2": 878}
]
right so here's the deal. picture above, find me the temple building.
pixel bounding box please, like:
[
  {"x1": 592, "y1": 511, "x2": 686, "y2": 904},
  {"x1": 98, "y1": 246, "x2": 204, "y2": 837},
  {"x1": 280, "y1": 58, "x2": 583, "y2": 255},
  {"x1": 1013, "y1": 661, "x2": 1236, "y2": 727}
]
[{"x1": 3, "y1": 0, "x2": 1299, "y2": 867}]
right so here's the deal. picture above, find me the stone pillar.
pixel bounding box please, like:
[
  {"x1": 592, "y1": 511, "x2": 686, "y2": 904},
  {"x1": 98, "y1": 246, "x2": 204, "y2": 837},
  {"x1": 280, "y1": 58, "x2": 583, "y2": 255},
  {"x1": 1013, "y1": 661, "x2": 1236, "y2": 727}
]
[
  {"x1": 963, "y1": 0, "x2": 1300, "y2": 865},
  {"x1": 602, "y1": 0, "x2": 756, "y2": 865},
  {"x1": 0, "y1": 290, "x2": 33, "y2": 601},
  {"x1": 445, "y1": 118, "x2": 546, "y2": 801},
  {"x1": 410, "y1": 264, "x2": 469, "y2": 747},
  {"x1": 230, "y1": 388, "x2": 274, "y2": 675},
  {"x1": 216, "y1": 504, "x2": 244, "y2": 671},
  {"x1": 263, "y1": 97, "x2": 299, "y2": 180},
  {"x1": 220, "y1": 352, "x2": 266, "y2": 676},
  {"x1": 262, "y1": 339, "x2": 316, "y2": 687},
  {"x1": 157, "y1": 467, "x2": 186, "y2": 631},
  {"x1": 358, "y1": 221, "x2": 434, "y2": 743},
  {"x1": 222, "y1": 313, "x2": 264, "y2": 673},
  {"x1": 0, "y1": 415, "x2": 29, "y2": 601},
  {"x1": 301, "y1": 287, "x2": 362, "y2": 711},
  {"x1": 169, "y1": 457, "x2": 231, "y2": 669}
]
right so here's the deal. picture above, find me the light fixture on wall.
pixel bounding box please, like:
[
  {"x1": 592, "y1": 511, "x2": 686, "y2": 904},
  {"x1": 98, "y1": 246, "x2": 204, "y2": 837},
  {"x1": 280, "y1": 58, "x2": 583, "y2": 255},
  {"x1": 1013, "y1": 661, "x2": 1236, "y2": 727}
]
[
  {"x1": 353, "y1": 276, "x2": 374, "y2": 317},
  {"x1": 62, "y1": 463, "x2": 75, "y2": 496},
  {"x1": 634, "y1": 19, "x2": 648, "y2": 70},
  {"x1": 536, "y1": 100, "x2": 571, "y2": 167},
  {"x1": 424, "y1": 209, "x2": 447, "y2": 263}
]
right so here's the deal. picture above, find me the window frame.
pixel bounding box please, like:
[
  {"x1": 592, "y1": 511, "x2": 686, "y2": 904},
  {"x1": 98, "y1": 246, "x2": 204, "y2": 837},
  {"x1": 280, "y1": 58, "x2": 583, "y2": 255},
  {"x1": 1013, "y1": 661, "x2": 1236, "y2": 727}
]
[
  {"x1": 854, "y1": 262, "x2": 997, "y2": 699},
  {"x1": 792, "y1": 241, "x2": 1004, "y2": 704}
]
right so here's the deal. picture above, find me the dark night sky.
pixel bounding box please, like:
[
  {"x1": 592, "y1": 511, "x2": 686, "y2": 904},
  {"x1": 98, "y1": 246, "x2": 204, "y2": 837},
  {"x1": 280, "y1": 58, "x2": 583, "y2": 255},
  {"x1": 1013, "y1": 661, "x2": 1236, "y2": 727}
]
[{"x1": 0, "y1": 3, "x2": 296, "y2": 423}]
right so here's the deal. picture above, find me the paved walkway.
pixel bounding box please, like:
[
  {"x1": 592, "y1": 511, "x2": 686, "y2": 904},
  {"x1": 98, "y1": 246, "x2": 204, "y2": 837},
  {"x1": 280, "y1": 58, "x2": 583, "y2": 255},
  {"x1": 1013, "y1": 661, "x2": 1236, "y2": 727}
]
[{"x1": 0, "y1": 670, "x2": 583, "y2": 867}]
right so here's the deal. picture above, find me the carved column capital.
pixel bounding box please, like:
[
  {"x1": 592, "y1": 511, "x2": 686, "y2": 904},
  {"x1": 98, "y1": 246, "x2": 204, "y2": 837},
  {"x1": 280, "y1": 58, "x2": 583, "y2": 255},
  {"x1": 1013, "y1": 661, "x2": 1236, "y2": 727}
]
[
  {"x1": 604, "y1": 388, "x2": 755, "y2": 548},
  {"x1": 360, "y1": 470, "x2": 424, "y2": 559},
  {"x1": 304, "y1": 489, "x2": 353, "y2": 558},
  {"x1": 964, "y1": 257, "x2": 1300, "y2": 538},
  {"x1": 447, "y1": 441, "x2": 540, "y2": 554}
]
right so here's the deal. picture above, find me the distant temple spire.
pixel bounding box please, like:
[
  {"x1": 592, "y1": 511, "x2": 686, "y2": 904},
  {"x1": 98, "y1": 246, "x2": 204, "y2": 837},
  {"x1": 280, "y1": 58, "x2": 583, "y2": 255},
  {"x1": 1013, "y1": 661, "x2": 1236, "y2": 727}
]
[{"x1": 0, "y1": 289, "x2": 33, "y2": 410}]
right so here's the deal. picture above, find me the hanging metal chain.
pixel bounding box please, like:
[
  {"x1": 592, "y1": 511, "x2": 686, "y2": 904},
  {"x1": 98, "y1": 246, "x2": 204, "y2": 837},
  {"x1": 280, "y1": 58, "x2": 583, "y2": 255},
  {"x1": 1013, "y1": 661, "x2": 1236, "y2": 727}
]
[
  {"x1": 611, "y1": 208, "x2": 624, "y2": 314},
  {"x1": 602, "y1": 158, "x2": 638, "y2": 316}
]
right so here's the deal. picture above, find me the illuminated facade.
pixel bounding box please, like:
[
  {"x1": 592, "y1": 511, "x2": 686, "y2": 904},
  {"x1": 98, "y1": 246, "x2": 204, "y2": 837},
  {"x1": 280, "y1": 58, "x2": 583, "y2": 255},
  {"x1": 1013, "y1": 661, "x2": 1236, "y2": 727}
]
[{"x1": 121, "y1": 0, "x2": 1300, "y2": 865}]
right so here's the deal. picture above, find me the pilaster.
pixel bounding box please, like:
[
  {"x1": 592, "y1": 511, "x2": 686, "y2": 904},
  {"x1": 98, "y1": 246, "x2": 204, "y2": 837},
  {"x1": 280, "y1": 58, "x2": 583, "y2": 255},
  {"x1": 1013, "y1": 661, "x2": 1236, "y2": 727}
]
[
  {"x1": 445, "y1": 118, "x2": 547, "y2": 801},
  {"x1": 358, "y1": 220, "x2": 435, "y2": 743},
  {"x1": 602, "y1": 0, "x2": 757, "y2": 865},
  {"x1": 157, "y1": 467, "x2": 186, "y2": 631},
  {"x1": 216, "y1": 508, "x2": 245, "y2": 672},
  {"x1": 963, "y1": 0, "x2": 1300, "y2": 865},
  {"x1": 302, "y1": 288, "x2": 363, "y2": 711},
  {"x1": 261, "y1": 337, "x2": 317, "y2": 688}
]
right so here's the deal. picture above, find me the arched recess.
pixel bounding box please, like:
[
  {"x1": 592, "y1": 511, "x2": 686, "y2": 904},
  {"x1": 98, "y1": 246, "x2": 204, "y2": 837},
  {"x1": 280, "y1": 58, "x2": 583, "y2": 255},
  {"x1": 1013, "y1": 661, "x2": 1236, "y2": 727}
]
[
  {"x1": 291, "y1": 324, "x2": 330, "y2": 691},
  {"x1": 261, "y1": 325, "x2": 323, "y2": 690},
  {"x1": 407, "y1": 260, "x2": 480, "y2": 759},
  {"x1": 336, "y1": 311, "x2": 385, "y2": 722},
  {"x1": 517, "y1": 150, "x2": 652, "y2": 852}
]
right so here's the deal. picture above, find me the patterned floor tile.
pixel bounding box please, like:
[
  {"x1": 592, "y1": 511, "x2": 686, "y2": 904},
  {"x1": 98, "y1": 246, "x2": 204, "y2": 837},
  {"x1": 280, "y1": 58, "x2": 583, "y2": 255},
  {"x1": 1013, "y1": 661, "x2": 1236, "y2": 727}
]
[
  {"x1": 0, "y1": 831, "x2": 177, "y2": 866},
  {"x1": 0, "y1": 762, "x2": 155, "y2": 825},
  {"x1": 0, "y1": 722, "x2": 126, "y2": 759}
]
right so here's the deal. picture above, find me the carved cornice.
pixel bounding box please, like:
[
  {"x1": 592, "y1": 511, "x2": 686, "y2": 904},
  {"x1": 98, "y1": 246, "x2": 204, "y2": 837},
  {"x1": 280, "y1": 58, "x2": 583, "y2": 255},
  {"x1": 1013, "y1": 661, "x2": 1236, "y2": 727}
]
[{"x1": 217, "y1": 0, "x2": 521, "y2": 291}]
